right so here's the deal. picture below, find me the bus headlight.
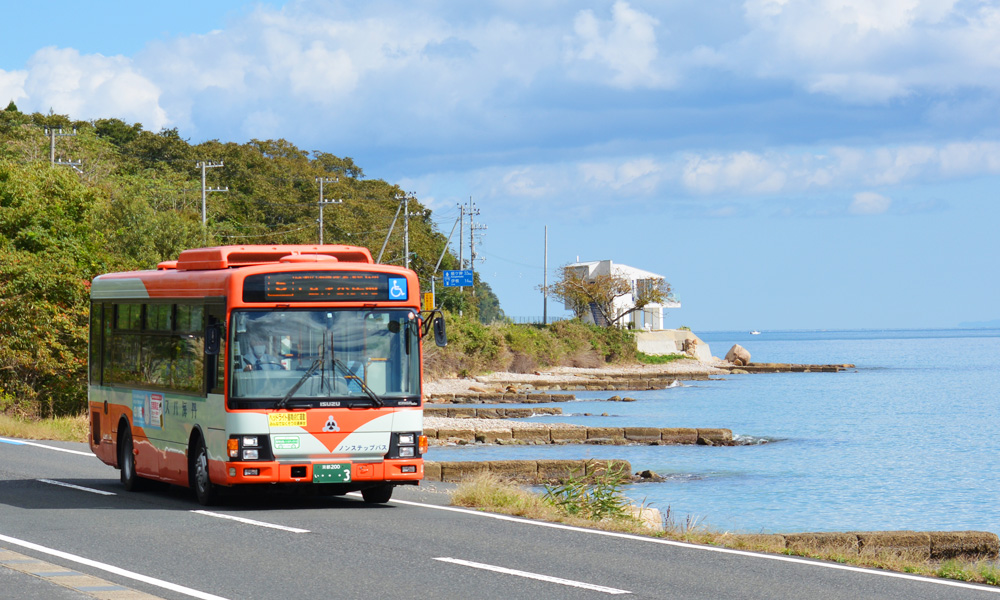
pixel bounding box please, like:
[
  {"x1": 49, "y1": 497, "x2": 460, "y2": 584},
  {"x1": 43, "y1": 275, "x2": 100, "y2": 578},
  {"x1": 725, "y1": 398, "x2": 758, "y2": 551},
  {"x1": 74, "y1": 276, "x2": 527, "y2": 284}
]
[
  {"x1": 399, "y1": 446, "x2": 414, "y2": 457},
  {"x1": 398, "y1": 433, "x2": 415, "y2": 445},
  {"x1": 243, "y1": 449, "x2": 259, "y2": 460},
  {"x1": 242, "y1": 436, "x2": 258, "y2": 447}
]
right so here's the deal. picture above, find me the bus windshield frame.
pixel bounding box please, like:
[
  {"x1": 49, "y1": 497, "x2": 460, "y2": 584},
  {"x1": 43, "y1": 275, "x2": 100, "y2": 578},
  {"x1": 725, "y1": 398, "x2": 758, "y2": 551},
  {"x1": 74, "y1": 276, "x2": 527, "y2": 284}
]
[{"x1": 228, "y1": 308, "x2": 421, "y2": 409}]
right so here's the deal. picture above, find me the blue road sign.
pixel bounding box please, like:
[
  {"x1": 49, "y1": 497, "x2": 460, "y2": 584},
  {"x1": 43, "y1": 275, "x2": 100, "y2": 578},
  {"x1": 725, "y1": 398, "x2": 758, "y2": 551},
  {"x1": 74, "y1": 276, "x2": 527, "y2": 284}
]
[{"x1": 443, "y1": 269, "x2": 474, "y2": 287}]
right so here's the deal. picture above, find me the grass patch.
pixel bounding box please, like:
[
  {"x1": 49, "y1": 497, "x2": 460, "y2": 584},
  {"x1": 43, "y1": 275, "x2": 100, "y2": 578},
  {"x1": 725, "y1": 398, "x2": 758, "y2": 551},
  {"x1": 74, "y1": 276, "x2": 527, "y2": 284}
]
[
  {"x1": 636, "y1": 352, "x2": 690, "y2": 365},
  {"x1": 449, "y1": 475, "x2": 1000, "y2": 587},
  {"x1": 0, "y1": 413, "x2": 89, "y2": 443}
]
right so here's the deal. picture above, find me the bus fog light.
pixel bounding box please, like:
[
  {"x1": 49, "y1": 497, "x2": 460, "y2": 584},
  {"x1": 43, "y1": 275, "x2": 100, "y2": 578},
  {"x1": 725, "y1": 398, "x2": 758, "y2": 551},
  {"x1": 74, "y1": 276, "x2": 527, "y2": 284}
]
[
  {"x1": 242, "y1": 436, "x2": 258, "y2": 447},
  {"x1": 401, "y1": 465, "x2": 416, "y2": 473},
  {"x1": 243, "y1": 468, "x2": 259, "y2": 476},
  {"x1": 398, "y1": 433, "x2": 415, "y2": 445},
  {"x1": 399, "y1": 446, "x2": 414, "y2": 457},
  {"x1": 243, "y1": 449, "x2": 259, "y2": 460},
  {"x1": 229, "y1": 468, "x2": 236, "y2": 477}
]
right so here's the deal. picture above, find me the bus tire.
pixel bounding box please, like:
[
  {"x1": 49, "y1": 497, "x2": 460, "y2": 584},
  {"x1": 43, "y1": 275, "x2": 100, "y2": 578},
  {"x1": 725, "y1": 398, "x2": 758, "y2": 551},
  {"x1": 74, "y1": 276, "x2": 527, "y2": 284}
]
[
  {"x1": 119, "y1": 427, "x2": 145, "y2": 492},
  {"x1": 361, "y1": 484, "x2": 393, "y2": 504},
  {"x1": 191, "y1": 438, "x2": 219, "y2": 506}
]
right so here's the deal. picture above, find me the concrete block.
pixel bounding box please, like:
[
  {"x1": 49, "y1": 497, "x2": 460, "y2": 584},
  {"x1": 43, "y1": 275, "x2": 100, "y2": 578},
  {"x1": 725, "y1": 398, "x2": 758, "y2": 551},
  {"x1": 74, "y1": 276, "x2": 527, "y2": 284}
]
[
  {"x1": 537, "y1": 459, "x2": 584, "y2": 481},
  {"x1": 475, "y1": 408, "x2": 502, "y2": 419},
  {"x1": 511, "y1": 426, "x2": 551, "y2": 443},
  {"x1": 485, "y1": 460, "x2": 538, "y2": 481},
  {"x1": 436, "y1": 429, "x2": 475, "y2": 443},
  {"x1": 659, "y1": 428, "x2": 698, "y2": 444},
  {"x1": 784, "y1": 533, "x2": 859, "y2": 556},
  {"x1": 550, "y1": 428, "x2": 587, "y2": 443},
  {"x1": 930, "y1": 531, "x2": 1000, "y2": 560},
  {"x1": 857, "y1": 531, "x2": 930, "y2": 560},
  {"x1": 488, "y1": 429, "x2": 514, "y2": 442},
  {"x1": 448, "y1": 407, "x2": 477, "y2": 418},
  {"x1": 422, "y1": 427, "x2": 438, "y2": 439},
  {"x1": 585, "y1": 459, "x2": 632, "y2": 478},
  {"x1": 586, "y1": 427, "x2": 625, "y2": 442},
  {"x1": 504, "y1": 408, "x2": 533, "y2": 418},
  {"x1": 422, "y1": 461, "x2": 442, "y2": 481},
  {"x1": 624, "y1": 427, "x2": 661, "y2": 442},
  {"x1": 697, "y1": 428, "x2": 733, "y2": 445},
  {"x1": 440, "y1": 461, "x2": 488, "y2": 482}
]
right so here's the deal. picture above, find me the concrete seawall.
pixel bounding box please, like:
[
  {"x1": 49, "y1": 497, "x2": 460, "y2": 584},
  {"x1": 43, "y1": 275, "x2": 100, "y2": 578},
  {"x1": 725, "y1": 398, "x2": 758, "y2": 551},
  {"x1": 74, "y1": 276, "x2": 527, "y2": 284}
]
[
  {"x1": 426, "y1": 426, "x2": 733, "y2": 446},
  {"x1": 425, "y1": 459, "x2": 631, "y2": 483},
  {"x1": 425, "y1": 406, "x2": 563, "y2": 418}
]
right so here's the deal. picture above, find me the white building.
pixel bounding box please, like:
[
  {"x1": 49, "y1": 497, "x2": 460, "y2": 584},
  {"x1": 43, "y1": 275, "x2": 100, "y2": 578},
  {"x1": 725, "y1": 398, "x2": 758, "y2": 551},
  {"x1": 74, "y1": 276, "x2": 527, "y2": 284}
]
[{"x1": 563, "y1": 260, "x2": 680, "y2": 330}]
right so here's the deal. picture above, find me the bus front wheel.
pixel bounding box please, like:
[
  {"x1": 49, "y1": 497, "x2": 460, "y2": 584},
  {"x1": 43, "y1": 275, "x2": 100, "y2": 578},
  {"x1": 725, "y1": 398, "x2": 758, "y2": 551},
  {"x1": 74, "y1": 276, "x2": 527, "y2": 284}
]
[
  {"x1": 191, "y1": 438, "x2": 219, "y2": 506},
  {"x1": 361, "y1": 484, "x2": 393, "y2": 504}
]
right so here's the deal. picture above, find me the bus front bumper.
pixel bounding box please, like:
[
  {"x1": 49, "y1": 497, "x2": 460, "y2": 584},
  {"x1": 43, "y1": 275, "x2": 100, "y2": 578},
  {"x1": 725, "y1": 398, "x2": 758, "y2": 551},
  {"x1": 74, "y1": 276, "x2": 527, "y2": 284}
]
[{"x1": 222, "y1": 458, "x2": 423, "y2": 485}]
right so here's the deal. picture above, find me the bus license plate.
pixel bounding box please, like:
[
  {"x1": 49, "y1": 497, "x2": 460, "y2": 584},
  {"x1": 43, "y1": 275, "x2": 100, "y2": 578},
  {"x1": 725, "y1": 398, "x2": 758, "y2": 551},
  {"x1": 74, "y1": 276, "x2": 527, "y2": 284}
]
[{"x1": 313, "y1": 463, "x2": 351, "y2": 483}]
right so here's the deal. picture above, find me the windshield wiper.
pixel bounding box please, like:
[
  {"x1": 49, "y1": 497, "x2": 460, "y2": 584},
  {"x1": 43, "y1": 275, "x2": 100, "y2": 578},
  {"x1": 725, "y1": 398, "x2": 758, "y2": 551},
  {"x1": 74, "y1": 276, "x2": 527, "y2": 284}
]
[
  {"x1": 333, "y1": 359, "x2": 384, "y2": 407},
  {"x1": 276, "y1": 358, "x2": 322, "y2": 409}
]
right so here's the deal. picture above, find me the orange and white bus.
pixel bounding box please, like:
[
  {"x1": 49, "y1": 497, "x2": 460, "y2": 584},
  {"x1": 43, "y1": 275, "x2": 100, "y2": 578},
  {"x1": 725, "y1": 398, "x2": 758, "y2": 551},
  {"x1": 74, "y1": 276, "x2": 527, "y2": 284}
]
[{"x1": 87, "y1": 244, "x2": 445, "y2": 505}]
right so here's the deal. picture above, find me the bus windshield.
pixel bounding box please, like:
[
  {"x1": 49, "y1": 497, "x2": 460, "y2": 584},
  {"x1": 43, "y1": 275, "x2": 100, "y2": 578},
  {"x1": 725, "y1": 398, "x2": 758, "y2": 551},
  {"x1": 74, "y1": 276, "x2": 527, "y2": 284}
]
[{"x1": 229, "y1": 309, "x2": 420, "y2": 407}]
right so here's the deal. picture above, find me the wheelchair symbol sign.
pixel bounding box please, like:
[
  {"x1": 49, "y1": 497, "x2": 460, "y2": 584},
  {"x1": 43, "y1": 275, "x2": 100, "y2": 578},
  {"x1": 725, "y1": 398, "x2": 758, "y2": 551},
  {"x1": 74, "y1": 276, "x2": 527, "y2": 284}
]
[{"x1": 388, "y1": 278, "x2": 407, "y2": 300}]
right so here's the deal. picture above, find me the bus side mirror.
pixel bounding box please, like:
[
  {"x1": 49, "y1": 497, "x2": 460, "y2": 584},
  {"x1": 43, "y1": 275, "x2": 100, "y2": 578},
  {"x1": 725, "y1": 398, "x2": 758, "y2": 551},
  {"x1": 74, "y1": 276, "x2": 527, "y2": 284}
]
[
  {"x1": 433, "y1": 316, "x2": 447, "y2": 347},
  {"x1": 205, "y1": 324, "x2": 222, "y2": 355}
]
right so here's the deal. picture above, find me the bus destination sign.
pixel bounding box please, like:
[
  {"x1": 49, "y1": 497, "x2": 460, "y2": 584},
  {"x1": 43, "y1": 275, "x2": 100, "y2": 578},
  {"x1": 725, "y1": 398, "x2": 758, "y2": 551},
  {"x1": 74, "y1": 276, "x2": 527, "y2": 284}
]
[
  {"x1": 264, "y1": 272, "x2": 386, "y2": 301},
  {"x1": 243, "y1": 271, "x2": 410, "y2": 303}
]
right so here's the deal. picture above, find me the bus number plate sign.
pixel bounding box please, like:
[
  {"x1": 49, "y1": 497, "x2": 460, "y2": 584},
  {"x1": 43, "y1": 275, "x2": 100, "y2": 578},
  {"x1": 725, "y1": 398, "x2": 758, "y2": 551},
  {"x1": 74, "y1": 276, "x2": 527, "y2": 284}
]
[
  {"x1": 268, "y1": 413, "x2": 307, "y2": 428},
  {"x1": 314, "y1": 463, "x2": 351, "y2": 483}
]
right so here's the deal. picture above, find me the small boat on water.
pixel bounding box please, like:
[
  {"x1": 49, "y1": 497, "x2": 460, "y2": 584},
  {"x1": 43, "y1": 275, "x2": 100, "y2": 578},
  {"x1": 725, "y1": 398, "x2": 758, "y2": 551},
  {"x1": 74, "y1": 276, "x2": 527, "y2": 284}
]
[{"x1": 750, "y1": 330, "x2": 761, "y2": 335}]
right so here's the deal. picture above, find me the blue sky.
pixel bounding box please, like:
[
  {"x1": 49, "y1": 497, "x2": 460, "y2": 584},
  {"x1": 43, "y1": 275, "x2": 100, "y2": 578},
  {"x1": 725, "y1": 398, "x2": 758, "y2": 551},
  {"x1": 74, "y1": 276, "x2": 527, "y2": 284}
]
[{"x1": 2, "y1": 0, "x2": 998, "y2": 331}]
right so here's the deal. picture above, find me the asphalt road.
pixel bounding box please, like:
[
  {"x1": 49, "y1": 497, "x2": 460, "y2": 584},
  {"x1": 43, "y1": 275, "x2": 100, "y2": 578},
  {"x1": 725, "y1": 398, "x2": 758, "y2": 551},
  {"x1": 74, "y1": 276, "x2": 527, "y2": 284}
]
[{"x1": 2, "y1": 436, "x2": 998, "y2": 600}]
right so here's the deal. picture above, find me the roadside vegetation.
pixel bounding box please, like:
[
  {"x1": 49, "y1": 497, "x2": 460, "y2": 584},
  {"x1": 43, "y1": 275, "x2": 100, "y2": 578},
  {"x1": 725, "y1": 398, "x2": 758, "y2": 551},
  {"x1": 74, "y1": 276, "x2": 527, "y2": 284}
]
[
  {"x1": 451, "y1": 473, "x2": 1000, "y2": 587},
  {"x1": 424, "y1": 311, "x2": 646, "y2": 380},
  {"x1": 0, "y1": 414, "x2": 87, "y2": 442}
]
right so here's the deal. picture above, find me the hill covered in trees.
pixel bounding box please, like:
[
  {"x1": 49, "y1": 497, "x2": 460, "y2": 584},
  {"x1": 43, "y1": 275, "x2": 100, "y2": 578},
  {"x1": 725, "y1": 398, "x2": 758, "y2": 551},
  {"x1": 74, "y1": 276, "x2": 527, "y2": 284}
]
[{"x1": 0, "y1": 103, "x2": 501, "y2": 417}]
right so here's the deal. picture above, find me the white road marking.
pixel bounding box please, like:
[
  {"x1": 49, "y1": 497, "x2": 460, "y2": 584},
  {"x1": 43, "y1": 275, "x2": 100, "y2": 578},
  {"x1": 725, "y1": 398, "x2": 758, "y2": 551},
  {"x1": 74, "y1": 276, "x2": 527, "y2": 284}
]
[
  {"x1": 434, "y1": 557, "x2": 631, "y2": 595},
  {"x1": 0, "y1": 533, "x2": 230, "y2": 600},
  {"x1": 37, "y1": 479, "x2": 116, "y2": 496},
  {"x1": 0, "y1": 437, "x2": 93, "y2": 456},
  {"x1": 191, "y1": 510, "x2": 311, "y2": 533},
  {"x1": 387, "y1": 498, "x2": 1000, "y2": 595}
]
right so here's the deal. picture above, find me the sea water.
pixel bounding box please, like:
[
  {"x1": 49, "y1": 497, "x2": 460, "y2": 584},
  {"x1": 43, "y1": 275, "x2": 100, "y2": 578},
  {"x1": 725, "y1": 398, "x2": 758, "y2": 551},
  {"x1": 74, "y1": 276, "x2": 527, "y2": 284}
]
[{"x1": 425, "y1": 329, "x2": 1000, "y2": 535}]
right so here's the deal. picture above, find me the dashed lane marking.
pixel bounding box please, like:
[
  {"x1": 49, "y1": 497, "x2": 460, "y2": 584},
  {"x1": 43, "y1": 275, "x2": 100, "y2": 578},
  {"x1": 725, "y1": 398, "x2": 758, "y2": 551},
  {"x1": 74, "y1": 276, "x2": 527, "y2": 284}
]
[{"x1": 434, "y1": 557, "x2": 631, "y2": 595}]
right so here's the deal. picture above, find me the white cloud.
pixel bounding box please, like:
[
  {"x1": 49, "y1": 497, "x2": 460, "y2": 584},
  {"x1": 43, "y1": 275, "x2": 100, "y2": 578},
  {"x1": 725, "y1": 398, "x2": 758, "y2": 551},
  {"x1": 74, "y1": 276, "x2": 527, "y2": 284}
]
[
  {"x1": 566, "y1": 1, "x2": 671, "y2": 88},
  {"x1": 0, "y1": 69, "x2": 27, "y2": 105},
  {"x1": 849, "y1": 191, "x2": 892, "y2": 214},
  {"x1": 733, "y1": 0, "x2": 1000, "y2": 103},
  {"x1": 18, "y1": 47, "x2": 168, "y2": 129},
  {"x1": 681, "y1": 151, "x2": 787, "y2": 194}
]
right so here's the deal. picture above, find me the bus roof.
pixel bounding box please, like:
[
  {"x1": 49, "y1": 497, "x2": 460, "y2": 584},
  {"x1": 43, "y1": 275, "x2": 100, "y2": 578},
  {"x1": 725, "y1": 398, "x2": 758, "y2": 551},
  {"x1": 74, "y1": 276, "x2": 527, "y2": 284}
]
[{"x1": 161, "y1": 245, "x2": 373, "y2": 270}]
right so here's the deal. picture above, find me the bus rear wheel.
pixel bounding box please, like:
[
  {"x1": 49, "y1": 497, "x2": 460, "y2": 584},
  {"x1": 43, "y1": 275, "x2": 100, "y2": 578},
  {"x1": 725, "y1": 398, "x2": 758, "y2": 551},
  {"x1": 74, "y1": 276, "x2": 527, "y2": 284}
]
[
  {"x1": 119, "y1": 428, "x2": 145, "y2": 491},
  {"x1": 361, "y1": 484, "x2": 393, "y2": 504},
  {"x1": 191, "y1": 438, "x2": 219, "y2": 506}
]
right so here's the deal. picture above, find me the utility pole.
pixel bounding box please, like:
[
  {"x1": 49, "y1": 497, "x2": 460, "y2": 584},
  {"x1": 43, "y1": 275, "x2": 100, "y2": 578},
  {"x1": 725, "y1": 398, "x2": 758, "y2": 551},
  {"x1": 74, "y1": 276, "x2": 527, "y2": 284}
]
[
  {"x1": 457, "y1": 202, "x2": 465, "y2": 291},
  {"x1": 316, "y1": 177, "x2": 341, "y2": 245},
  {"x1": 197, "y1": 161, "x2": 228, "y2": 240},
  {"x1": 402, "y1": 192, "x2": 425, "y2": 272},
  {"x1": 44, "y1": 127, "x2": 81, "y2": 169},
  {"x1": 543, "y1": 225, "x2": 548, "y2": 325},
  {"x1": 468, "y1": 196, "x2": 486, "y2": 296}
]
